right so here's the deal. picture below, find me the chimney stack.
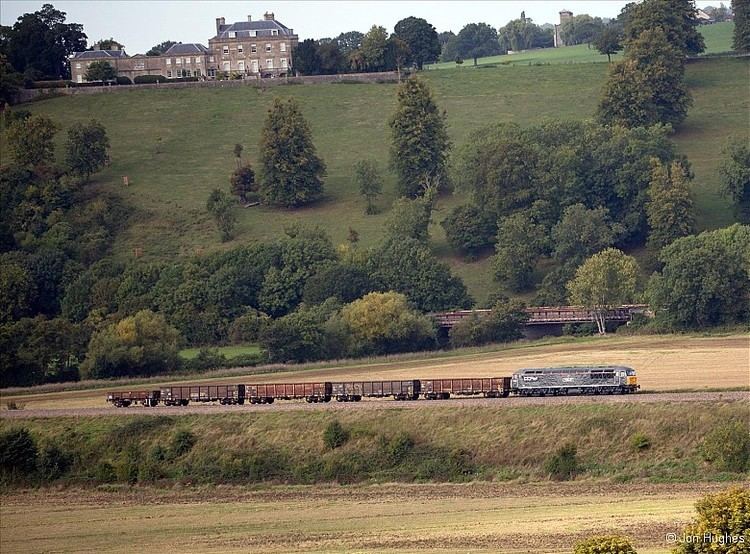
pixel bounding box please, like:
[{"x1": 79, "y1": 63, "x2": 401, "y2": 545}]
[
  {"x1": 247, "y1": 15, "x2": 252, "y2": 21},
  {"x1": 216, "y1": 17, "x2": 225, "y2": 34},
  {"x1": 264, "y1": 11, "x2": 275, "y2": 21}
]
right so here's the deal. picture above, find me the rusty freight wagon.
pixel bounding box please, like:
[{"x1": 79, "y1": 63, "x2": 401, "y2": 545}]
[
  {"x1": 331, "y1": 380, "x2": 421, "y2": 402},
  {"x1": 246, "y1": 382, "x2": 332, "y2": 404},
  {"x1": 421, "y1": 378, "x2": 511, "y2": 400},
  {"x1": 107, "y1": 390, "x2": 161, "y2": 407},
  {"x1": 161, "y1": 385, "x2": 245, "y2": 406}
]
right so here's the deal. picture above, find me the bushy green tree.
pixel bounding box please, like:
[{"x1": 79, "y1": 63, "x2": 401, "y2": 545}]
[
  {"x1": 6, "y1": 114, "x2": 57, "y2": 167},
  {"x1": 340, "y1": 291, "x2": 436, "y2": 354},
  {"x1": 65, "y1": 119, "x2": 110, "y2": 181},
  {"x1": 146, "y1": 40, "x2": 177, "y2": 56},
  {"x1": 552, "y1": 204, "x2": 621, "y2": 267},
  {"x1": 561, "y1": 14, "x2": 605, "y2": 46},
  {"x1": 453, "y1": 23, "x2": 502, "y2": 65},
  {"x1": 259, "y1": 97, "x2": 325, "y2": 207},
  {"x1": 84, "y1": 60, "x2": 116, "y2": 82},
  {"x1": 2, "y1": 4, "x2": 87, "y2": 79},
  {"x1": 598, "y1": 28, "x2": 691, "y2": 128},
  {"x1": 719, "y1": 138, "x2": 750, "y2": 223},
  {"x1": 567, "y1": 248, "x2": 639, "y2": 334},
  {"x1": 593, "y1": 25, "x2": 623, "y2": 62},
  {"x1": 573, "y1": 535, "x2": 636, "y2": 554},
  {"x1": 206, "y1": 189, "x2": 236, "y2": 242},
  {"x1": 440, "y1": 204, "x2": 496, "y2": 257},
  {"x1": 621, "y1": 0, "x2": 705, "y2": 55},
  {"x1": 80, "y1": 309, "x2": 181, "y2": 378},
  {"x1": 734, "y1": 0, "x2": 750, "y2": 52},
  {"x1": 393, "y1": 16, "x2": 441, "y2": 69},
  {"x1": 302, "y1": 263, "x2": 375, "y2": 305},
  {"x1": 647, "y1": 225, "x2": 750, "y2": 329},
  {"x1": 700, "y1": 421, "x2": 750, "y2": 472},
  {"x1": 389, "y1": 77, "x2": 450, "y2": 197},
  {"x1": 646, "y1": 160, "x2": 695, "y2": 250},
  {"x1": 449, "y1": 297, "x2": 528, "y2": 347},
  {"x1": 366, "y1": 237, "x2": 472, "y2": 312},
  {"x1": 494, "y1": 213, "x2": 548, "y2": 292},
  {"x1": 674, "y1": 487, "x2": 750, "y2": 553},
  {"x1": 385, "y1": 196, "x2": 432, "y2": 242},
  {"x1": 292, "y1": 39, "x2": 321, "y2": 75},
  {"x1": 228, "y1": 309, "x2": 269, "y2": 344},
  {"x1": 361, "y1": 25, "x2": 389, "y2": 71},
  {"x1": 259, "y1": 300, "x2": 341, "y2": 362},
  {"x1": 230, "y1": 164, "x2": 256, "y2": 203},
  {"x1": 498, "y1": 17, "x2": 553, "y2": 53},
  {"x1": 353, "y1": 159, "x2": 383, "y2": 214}
]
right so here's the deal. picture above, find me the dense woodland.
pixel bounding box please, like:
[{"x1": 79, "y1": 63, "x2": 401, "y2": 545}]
[{"x1": 1, "y1": 0, "x2": 749, "y2": 388}]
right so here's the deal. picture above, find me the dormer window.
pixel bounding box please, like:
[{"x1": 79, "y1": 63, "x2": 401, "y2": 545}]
[
  {"x1": 229, "y1": 31, "x2": 236, "y2": 38},
  {"x1": 272, "y1": 30, "x2": 278, "y2": 35}
]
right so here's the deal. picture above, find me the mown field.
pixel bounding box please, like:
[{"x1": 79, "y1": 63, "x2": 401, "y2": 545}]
[
  {"x1": 13, "y1": 53, "x2": 748, "y2": 303},
  {"x1": 2, "y1": 334, "x2": 747, "y2": 410},
  {"x1": 1, "y1": 482, "x2": 739, "y2": 553},
  {"x1": 426, "y1": 22, "x2": 734, "y2": 69}
]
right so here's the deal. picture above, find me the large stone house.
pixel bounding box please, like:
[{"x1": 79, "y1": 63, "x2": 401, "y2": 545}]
[{"x1": 69, "y1": 11, "x2": 297, "y2": 83}]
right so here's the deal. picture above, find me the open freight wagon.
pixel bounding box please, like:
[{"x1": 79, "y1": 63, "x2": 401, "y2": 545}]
[{"x1": 331, "y1": 380, "x2": 420, "y2": 401}]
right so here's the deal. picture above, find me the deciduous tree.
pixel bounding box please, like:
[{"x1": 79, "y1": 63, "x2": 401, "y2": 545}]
[
  {"x1": 593, "y1": 25, "x2": 623, "y2": 62},
  {"x1": 440, "y1": 204, "x2": 496, "y2": 257},
  {"x1": 674, "y1": 487, "x2": 750, "y2": 554},
  {"x1": 719, "y1": 137, "x2": 750, "y2": 223},
  {"x1": 453, "y1": 22, "x2": 502, "y2": 65},
  {"x1": 393, "y1": 16, "x2": 441, "y2": 69},
  {"x1": 146, "y1": 40, "x2": 177, "y2": 56},
  {"x1": 206, "y1": 189, "x2": 236, "y2": 242},
  {"x1": 6, "y1": 114, "x2": 57, "y2": 167},
  {"x1": 621, "y1": 0, "x2": 705, "y2": 55},
  {"x1": 65, "y1": 119, "x2": 111, "y2": 181},
  {"x1": 733, "y1": 0, "x2": 750, "y2": 52},
  {"x1": 567, "y1": 248, "x2": 639, "y2": 334},
  {"x1": 493, "y1": 212, "x2": 547, "y2": 292},
  {"x1": 230, "y1": 164, "x2": 256, "y2": 203},
  {"x1": 83, "y1": 60, "x2": 116, "y2": 82},
  {"x1": 353, "y1": 159, "x2": 383, "y2": 214},
  {"x1": 259, "y1": 97, "x2": 325, "y2": 207}
]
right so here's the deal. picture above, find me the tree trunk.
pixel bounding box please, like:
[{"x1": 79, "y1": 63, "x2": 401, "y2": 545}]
[{"x1": 473, "y1": 56, "x2": 478, "y2": 66}]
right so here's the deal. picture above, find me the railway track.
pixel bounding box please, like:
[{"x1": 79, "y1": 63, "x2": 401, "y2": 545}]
[{"x1": 1, "y1": 390, "x2": 746, "y2": 418}]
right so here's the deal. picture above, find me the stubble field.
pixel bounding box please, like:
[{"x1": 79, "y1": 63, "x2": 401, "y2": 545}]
[{"x1": 1, "y1": 482, "x2": 742, "y2": 553}]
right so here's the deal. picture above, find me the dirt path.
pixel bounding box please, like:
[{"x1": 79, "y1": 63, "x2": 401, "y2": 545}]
[{"x1": 2, "y1": 390, "x2": 747, "y2": 419}]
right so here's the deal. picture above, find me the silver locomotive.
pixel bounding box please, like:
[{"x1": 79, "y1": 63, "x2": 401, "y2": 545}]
[{"x1": 510, "y1": 365, "x2": 639, "y2": 396}]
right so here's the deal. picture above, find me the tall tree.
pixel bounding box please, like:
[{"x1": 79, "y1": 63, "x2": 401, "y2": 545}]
[
  {"x1": 393, "y1": 16, "x2": 441, "y2": 69},
  {"x1": 389, "y1": 77, "x2": 450, "y2": 197},
  {"x1": 733, "y1": 0, "x2": 750, "y2": 52},
  {"x1": 259, "y1": 97, "x2": 325, "y2": 207},
  {"x1": 561, "y1": 14, "x2": 605, "y2": 47},
  {"x1": 83, "y1": 60, "x2": 116, "y2": 81},
  {"x1": 494, "y1": 213, "x2": 548, "y2": 292},
  {"x1": 91, "y1": 38, "x2": 124, "y2": 50},
  {"x1": 498, "y1": 17, "x2": 553, "y2": 53},
  {"x1": 620, "y1": 0, "x2": 705, "y2": 55},
  {"x1": 598, "y1": 28, "x2": 692, "y2": 128},
  {"x1": 551, "y1": 204, "x2": 621, "y2": 267},
  {"x1": 719, "y1": 138, "x2": 750, "y2": 223},
  {"x1": 360, "y1": 25, "x2": 389, "y2": 71},
  {"x1": 2, "y1": 4, "x2": 87, "y2": 79},
  {"x1": 6, "y1": 114, "x2": 57, "y2": 167},
  {"x1": 646, "y1": 160, "x2": 696, "y2": 250},
  {"x1": 453, "y1": 23, "x2": 502, "y2": 65},
  {"x1": 292, "y1": 38, "x2": 320, "y2": 75},
  {"x1": 593, "y1": 25, "x2": 623, "y2": 62},
  {"x1": 230, "y1": 164, "x2": 256, "y2": 203},
  {"x1": 146, "y1": 40, "x2": 178, "y2": 56},
  {"x1": 335, "y1": 31, "x2": 364, "y2": 56},
  {"x1": 318, "y1": 41, "x2": 345, "y2": 74},
  {"x1": 567, "y1": 248, "x2": 639, "y2": 334},
  {"x1": 65, "y1": 119, "x2": 111, "y2": 182}
]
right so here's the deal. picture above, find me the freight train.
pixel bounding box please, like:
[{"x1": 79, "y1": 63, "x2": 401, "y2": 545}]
[{"x1": 106, "y1": 366, "x2": 639, "y2": 407}]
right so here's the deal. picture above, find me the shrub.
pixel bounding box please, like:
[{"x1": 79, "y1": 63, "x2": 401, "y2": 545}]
[
  {"x1": 674, "y1": 487, "x2": 750, "y2": 554},
  {"x1": 385, "y1": 432, "x2": 414, "y2": 465},
  {"x1": 573, "y1": 535, "x2": 637, "y2": 554},
  {"x1": 630, "y1": 432, "x2": 651, "y2": 452},
  {"x1": 184, "y1": 348, "x2": 227, "y2": 372},
  {"x1": 544, "y1": 443, "x2": 579, "y2": 480},
  {"x1": 37, "y1": 444, "x2": 71, "y2": 480},
  {"x1": 133, "y1": 75, "x2": 168, "y2": 84},
  {"x1": 115, "y1": 76, "x2": 132, "y2": 85},
  {"x1": 93, "y1": 461, "x2": 116, "y2": 483},
  {"x1": 170, "y1": 430, "x2": 196, "y2": 458},
  {"x1": 700, "y1": 421, "x2": 750, "y2": 472},
  {"x1": 228, "y1": 310, "x2": 268, "y2": 343},
  {"x1": 0, "y1": 428, "x2": 38, "y2": 476},
  {"x1": 323, "y1": 420, "x2": 349, "y2": 450},
  {"x1": 225, "y1": 352, "x2": 265, "y2": 367}
]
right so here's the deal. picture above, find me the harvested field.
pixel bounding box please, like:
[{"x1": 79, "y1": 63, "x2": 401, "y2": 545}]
[
  {"x1": 2, "y1": 335, "x2": 747, "y2": 412},
  {"x1": 0, "y1": 482, "x2": 741, "y2": 553}
]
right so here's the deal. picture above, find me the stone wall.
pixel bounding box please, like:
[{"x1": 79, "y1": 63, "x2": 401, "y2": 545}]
[{"x1": 15, "y1": 71, "x2": 405, "y2": 104}]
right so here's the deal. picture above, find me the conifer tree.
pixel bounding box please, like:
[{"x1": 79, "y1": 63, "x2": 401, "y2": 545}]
[
  {"x1": 646, "y1": 160, "x2": 696, "y2": 250},
  {"x1": 259, "y1": 97, "x2": 325, "y2": 207},
  {"x1": 389, "y1": 77, "x2": 450, "y2": 197}
]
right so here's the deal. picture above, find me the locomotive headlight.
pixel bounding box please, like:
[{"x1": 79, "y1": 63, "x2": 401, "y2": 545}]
[{"x1": 628, "y1": 377, "x2": 637, "y2": 385}]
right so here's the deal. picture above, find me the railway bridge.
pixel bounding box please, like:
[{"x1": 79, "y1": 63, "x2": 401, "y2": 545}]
[{"x1": 431, "y1": 305, "x2": 651, "y2": 337}]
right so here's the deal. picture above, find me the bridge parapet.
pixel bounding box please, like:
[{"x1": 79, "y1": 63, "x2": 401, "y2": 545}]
[{"x1": 431, "y1": 305, "x2": 651, "y2": 328}]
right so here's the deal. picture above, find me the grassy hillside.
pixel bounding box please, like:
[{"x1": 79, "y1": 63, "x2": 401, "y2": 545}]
[
  {"x1": 2, "y1": 401, "x2": 747, "y2": 487},
  {"x1": 700, "y1": 21, "x2": 735, "y2": 54},
  {"x1": 14, "y1": 57, "x2": 748, "y2": 303}
]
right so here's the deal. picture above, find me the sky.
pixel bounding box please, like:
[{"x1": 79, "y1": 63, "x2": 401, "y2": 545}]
[{"x1": 0, "y1": 1, "x2": 633, "y2": 54}]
